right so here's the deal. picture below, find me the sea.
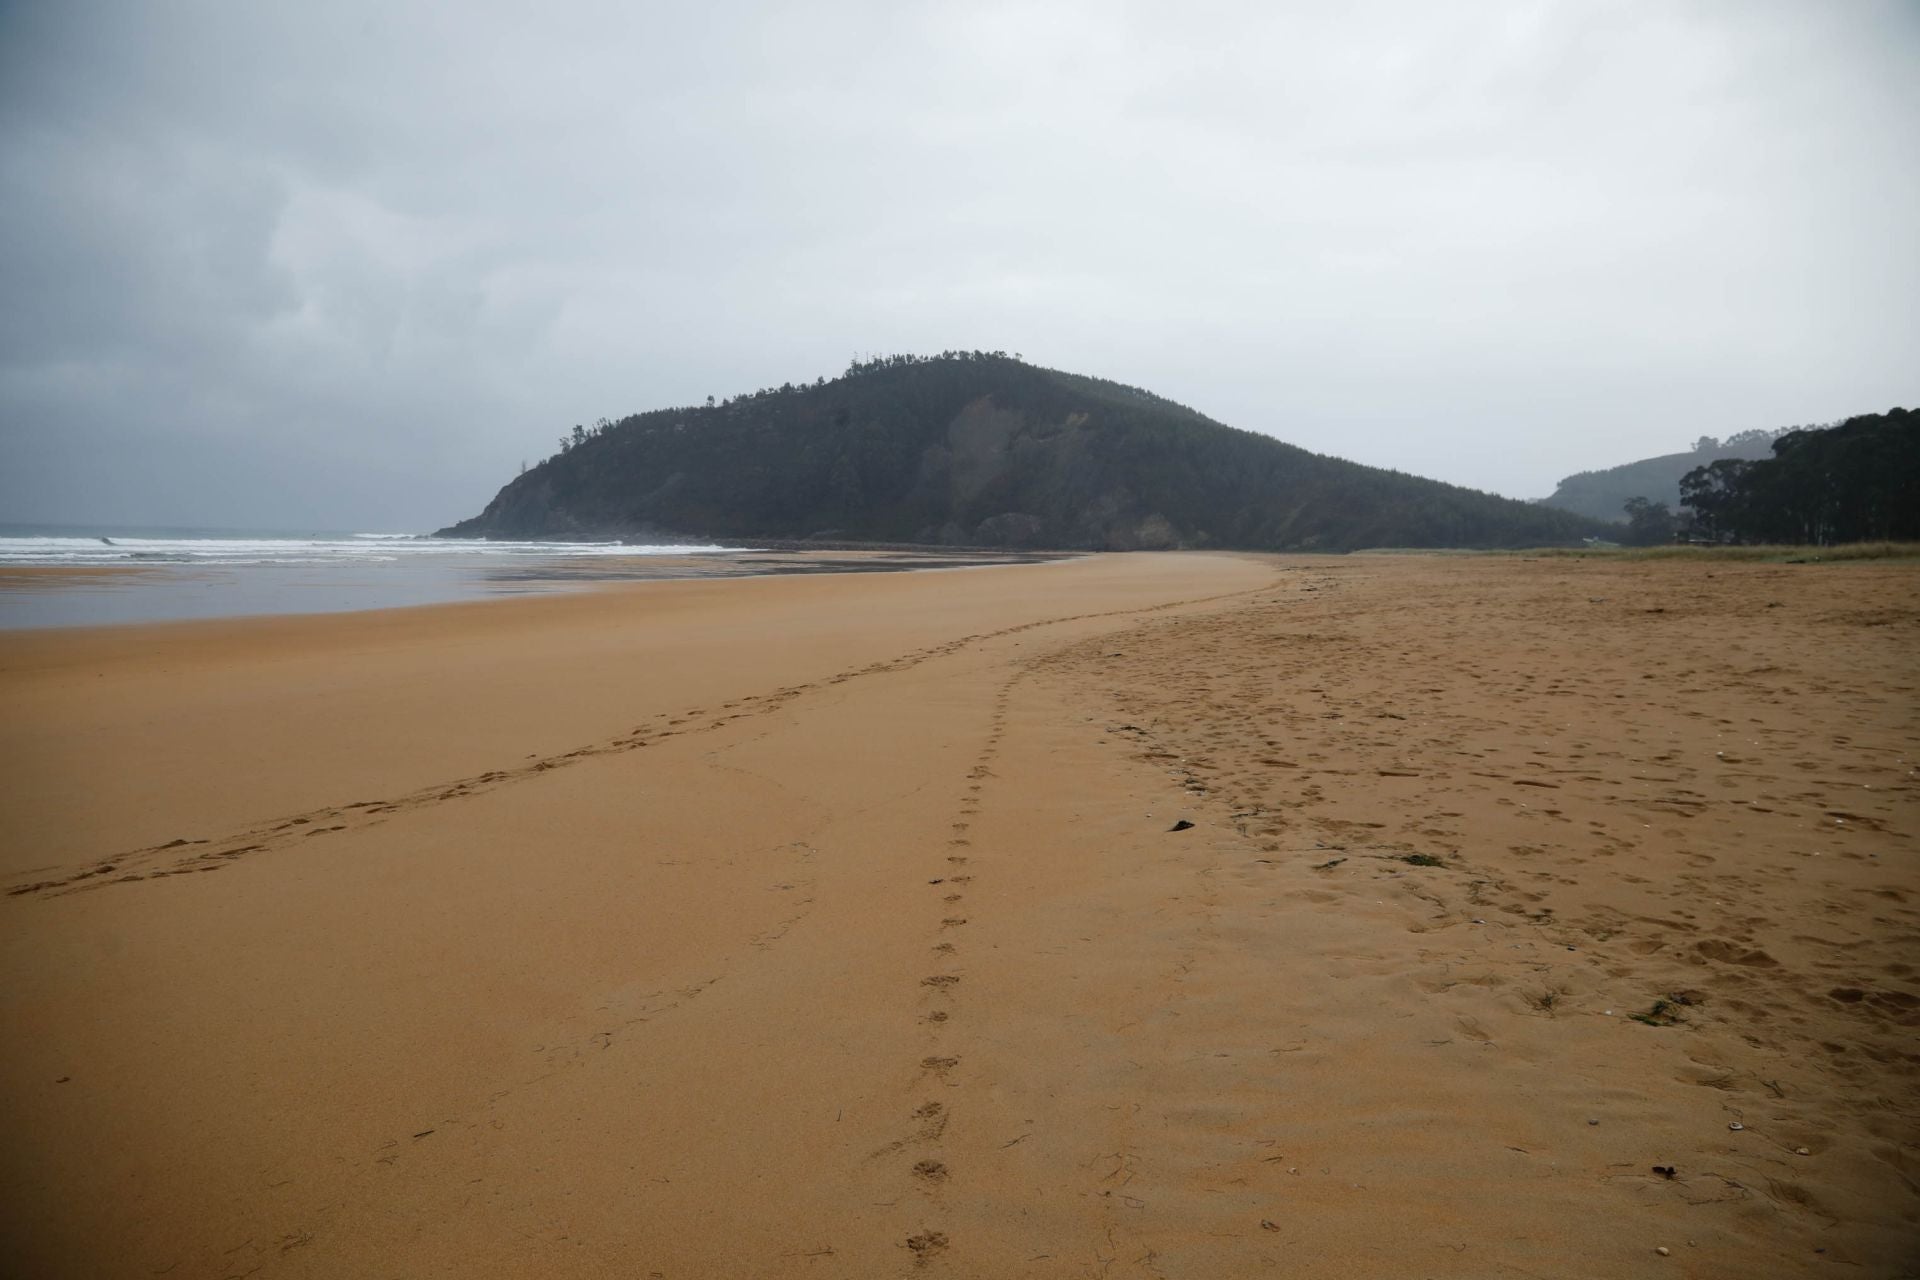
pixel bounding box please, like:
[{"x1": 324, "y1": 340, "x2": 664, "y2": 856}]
[{"x1": 0, "y1": 524, "x2": 744, "y2": 630}]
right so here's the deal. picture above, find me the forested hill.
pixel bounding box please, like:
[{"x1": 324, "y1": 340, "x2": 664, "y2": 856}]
[
  {"x1": 1539, "y1": 428, "x2": 1793, "y2": 524},
  {"x1": 1681, "y1": 408, "x2": 1917, "y2": 545},
  {"x1": 439, "y1": 354, "x2": 1606, "y2": 551}
]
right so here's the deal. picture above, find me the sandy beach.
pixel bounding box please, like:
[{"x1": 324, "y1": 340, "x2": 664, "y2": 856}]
[{"x1": 2, "y1": 551, "x2": 1915, "y2": 1278}]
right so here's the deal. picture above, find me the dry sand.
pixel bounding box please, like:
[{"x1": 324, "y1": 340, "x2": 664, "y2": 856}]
[{"x1": 1, "y1": 552, "x2": 1915, "y2": 1277}]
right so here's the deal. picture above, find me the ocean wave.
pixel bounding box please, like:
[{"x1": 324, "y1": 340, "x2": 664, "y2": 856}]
[{"x1": 0, "y1": 535, "x2": 743, "y2": 567}]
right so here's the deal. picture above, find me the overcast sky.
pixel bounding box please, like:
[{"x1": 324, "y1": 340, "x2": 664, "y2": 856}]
[{"x1": 2, "y1": 1, "x2": 1914, "y2": 531}]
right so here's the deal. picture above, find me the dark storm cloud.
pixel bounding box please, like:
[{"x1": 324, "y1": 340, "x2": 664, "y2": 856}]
[{"x1": 2, "y1": 1, "x2": 1915, "y2": 529}]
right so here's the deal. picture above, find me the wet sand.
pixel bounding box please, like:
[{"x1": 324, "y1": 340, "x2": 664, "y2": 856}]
[
  {"x1": 0, "y1": 566, "x2": 162, "y2": 586},
  {"x1": 1, "y1": 552, "x2": 1915, "y2": 1277},
  {"x1": 0, "y1": 547, "x2": 1071, "y2": 631}
]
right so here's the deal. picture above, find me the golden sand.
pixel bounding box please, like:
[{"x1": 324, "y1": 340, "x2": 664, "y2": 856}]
[{"x1": 1, "y1": 552, "x2": 1914, "y2": 1277}]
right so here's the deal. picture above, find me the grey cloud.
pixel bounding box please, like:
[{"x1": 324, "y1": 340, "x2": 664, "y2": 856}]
[{"x1": 2, "y1": 0, "x2": 1914, "y2": 531}]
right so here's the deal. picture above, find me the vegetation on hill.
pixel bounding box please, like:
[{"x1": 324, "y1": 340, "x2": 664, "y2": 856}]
[
  {"x1": 440, "y1": 353, "x2": 1608, "y2": 551},
  {"x1": 1539, "y1": 428, "x2": 1796, "y2": 524},
  {"x1": 1680, "y1": 408, "x2": 1917, "y2": 545}
]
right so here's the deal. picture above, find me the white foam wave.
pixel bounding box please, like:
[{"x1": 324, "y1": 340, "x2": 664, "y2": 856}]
[{"x1": 0, "y1": 535, "x2": 741, "y2": 567}]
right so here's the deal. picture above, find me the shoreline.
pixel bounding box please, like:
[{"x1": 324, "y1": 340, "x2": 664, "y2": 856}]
[{"x1": 0, "y1": 546, "x2": 1081, "y2": 633}]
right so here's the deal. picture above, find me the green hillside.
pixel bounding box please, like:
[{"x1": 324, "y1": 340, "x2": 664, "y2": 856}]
[
  {"x1": 441, "y1": 354, "x2": 1607, "y2": 551},
  {"x1": 1540, "y1": 429, "x2": 1790, "y2": 523}
]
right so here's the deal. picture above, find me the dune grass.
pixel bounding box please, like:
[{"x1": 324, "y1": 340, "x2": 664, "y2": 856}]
[{"x1": 1514, "y1": 542, "x2": 1920, "y2": 563}]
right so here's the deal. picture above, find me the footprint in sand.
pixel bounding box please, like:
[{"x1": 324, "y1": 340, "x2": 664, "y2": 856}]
[{"x1": 905, "y1": 1230, "x2": 949, "y2": 1262}]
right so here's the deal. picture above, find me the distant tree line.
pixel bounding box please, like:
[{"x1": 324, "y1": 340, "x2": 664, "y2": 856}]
[
  {"x1": 1542, "y1": 426, "x2": 1803, "y2": 526},
  {"x1": 1677, "y1": 408, "x2": 1916, "y2": 544},
  {"x1": 545, "y1": 353, "x2": 1039, "y2": 462},
  {"x1": 1687, "y1": 427, "x2": 1796, "y2": 457}
]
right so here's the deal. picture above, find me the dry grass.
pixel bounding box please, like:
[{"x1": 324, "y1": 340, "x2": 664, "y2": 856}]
[{"x1": 1512, "y1": 542, "x2": 1920, "y2": 563}]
